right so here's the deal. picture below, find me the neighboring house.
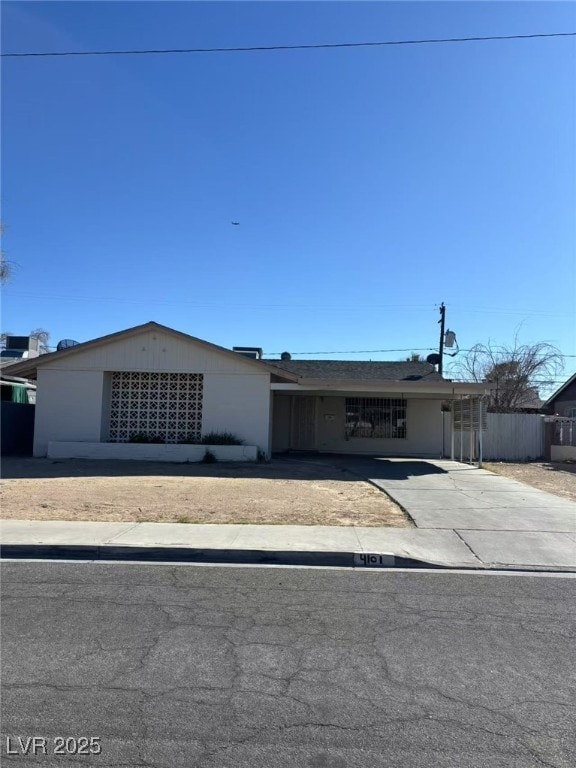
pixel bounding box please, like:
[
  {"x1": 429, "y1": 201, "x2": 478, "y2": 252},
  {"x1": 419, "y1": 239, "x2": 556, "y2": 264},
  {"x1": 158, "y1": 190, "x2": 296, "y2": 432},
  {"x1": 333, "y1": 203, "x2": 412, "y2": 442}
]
[
  {"x1": 0, "y1": 336, "x2": 40, "y2": 404},
  {"x1": 0, "y1": 334, "x2": 40, "y2": 364},
  {"x1": 487, "y1": 387, "x2": 546, "y2": 414},
  {"x1": 0, "y1": 372, "x2": 36, "y2": 404},
  {"x1": 4, "y1": 321, "x2": 491, "y2": 460},
  {"x1": 543, "y1": 372, "x2": 576, "y2": 417},
  {"x1": 0, "y1": 370, "x2": 37, "y2": 455},
  {"x1": 1, "y1": 336, "x2": 39, "y2": 455}
]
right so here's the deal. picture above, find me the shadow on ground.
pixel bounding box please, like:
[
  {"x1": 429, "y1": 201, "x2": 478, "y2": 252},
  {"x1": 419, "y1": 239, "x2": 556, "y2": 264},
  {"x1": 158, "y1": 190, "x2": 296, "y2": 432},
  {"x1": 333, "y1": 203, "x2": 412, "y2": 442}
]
[
  {"x1": 303, "y1": 454, "x2": 451, "y2": 481},
  {"x1": 545, "y1": 462, "x2": 576, "y2": 475},
  {"x1": 0, "y1": 455, "x2": 356, "y2": 481},
  {"x1": 350, "y1": 458, "x2": 449, "y2": 480},
  {"x1": 1, "y1": 454, "x2": 449, "y2": 482}
]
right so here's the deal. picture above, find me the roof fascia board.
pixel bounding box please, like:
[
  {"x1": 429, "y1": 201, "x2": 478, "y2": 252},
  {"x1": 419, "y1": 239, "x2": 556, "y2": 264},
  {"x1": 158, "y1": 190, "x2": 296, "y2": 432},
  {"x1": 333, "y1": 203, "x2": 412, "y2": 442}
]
[{"x1": 272, "y1": 380, "x2": 493, "y2": 394}]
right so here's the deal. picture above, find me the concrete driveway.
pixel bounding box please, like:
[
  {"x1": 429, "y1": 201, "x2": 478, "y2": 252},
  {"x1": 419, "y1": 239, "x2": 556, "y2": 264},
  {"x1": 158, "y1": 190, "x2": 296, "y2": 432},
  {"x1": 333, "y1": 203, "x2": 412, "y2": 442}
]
[{"x1": 308, "y1": 456, "x2": 576, "y2": 568}]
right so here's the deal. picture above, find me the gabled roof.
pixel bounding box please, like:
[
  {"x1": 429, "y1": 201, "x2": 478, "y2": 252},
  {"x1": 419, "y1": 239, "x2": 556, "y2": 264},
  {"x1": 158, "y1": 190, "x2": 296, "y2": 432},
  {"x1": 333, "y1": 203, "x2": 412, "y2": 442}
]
[
  {"x1": 265, "y1": 359, "x2": 444, "y2": 382},
  {"x1": 2, "y1": 322, "x2": 298, "y2": 382},
  {"x1": 544, "y1": 371, "x2": 576, "y2": 407}
]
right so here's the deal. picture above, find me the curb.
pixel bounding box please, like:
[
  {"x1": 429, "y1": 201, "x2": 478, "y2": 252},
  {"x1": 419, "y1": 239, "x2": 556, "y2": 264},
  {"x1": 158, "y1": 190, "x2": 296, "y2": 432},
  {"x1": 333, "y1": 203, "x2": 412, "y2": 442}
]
[
  {"x1": 2, "y1": 545, "x2": 574, "y2": 573},
  {"x1": 0, "y1": 544, "x2": 447, "y2": 569}
]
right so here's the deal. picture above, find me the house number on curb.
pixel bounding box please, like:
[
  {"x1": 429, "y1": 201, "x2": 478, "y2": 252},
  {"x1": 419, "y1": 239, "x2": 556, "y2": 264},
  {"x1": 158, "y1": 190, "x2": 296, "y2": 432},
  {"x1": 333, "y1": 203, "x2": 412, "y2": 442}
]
[{"x1": 354, "y1": 553, "x2": 395, "y2": 567}]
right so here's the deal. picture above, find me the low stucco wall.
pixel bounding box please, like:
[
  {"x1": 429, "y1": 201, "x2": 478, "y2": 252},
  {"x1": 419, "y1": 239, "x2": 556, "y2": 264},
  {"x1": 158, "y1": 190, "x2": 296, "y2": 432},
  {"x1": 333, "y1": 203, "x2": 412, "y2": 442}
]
[
  {"x1": 47, "y1": 442, "x2": 258, "y2": 462},
  {"x1": 551, "y1": 445, "x2": 576, "y2": 462}
]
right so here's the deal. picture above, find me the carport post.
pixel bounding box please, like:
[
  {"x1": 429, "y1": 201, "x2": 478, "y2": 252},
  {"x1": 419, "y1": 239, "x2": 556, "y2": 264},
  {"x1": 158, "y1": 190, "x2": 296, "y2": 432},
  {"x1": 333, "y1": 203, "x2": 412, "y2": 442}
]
[
  {"x1": 450, "y1": 400, "x2": 455, "y2": 460},
  {"x1": 478, "y1": 397, "x2": 484, "y2": 468},
  {"x1": 459, "y1": 394, "x2": 464, "y2": 463}
]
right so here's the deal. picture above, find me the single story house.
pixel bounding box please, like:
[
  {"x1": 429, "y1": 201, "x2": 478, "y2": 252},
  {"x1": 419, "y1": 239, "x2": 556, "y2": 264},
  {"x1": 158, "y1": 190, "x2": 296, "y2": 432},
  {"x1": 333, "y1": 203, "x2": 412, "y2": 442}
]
[
  {"x1": 543, "y1": 372, "x2": 576, "y2": 418},
  {"x1": 4, "y1": 321, "x2": 491, "y2": 461}
]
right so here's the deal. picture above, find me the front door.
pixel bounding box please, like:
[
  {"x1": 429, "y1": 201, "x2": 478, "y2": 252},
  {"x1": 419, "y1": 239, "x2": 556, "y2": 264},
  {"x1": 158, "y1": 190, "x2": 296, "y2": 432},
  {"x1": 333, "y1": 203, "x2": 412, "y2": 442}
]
[{"x1": 290, "y1": 396, "x2": 317, "y2": 450}]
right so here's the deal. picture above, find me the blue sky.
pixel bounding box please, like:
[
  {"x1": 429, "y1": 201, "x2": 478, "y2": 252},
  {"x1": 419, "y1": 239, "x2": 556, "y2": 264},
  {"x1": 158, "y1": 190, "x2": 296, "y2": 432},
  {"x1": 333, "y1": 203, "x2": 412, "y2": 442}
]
[{"x1": 2, "y1": 1, "x2": 575, "y2": 384}]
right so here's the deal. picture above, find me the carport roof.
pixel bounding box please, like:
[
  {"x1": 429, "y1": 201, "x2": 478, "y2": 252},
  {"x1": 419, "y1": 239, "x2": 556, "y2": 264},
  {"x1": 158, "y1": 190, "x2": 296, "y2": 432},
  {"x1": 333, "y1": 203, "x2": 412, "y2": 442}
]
[{"x1": 266, "y1": 359, "x2": 444, "y2": 381}]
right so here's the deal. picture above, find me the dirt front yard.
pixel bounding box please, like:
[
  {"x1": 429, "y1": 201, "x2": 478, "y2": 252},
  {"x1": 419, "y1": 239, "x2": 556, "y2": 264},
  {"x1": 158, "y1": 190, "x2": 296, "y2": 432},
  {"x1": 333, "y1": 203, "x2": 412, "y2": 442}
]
[
  {"x1": 0, "y1": 457, "x2": 411, "y2": 527},
  {"x1": 484, "y1": 461, "x2": 576, "y2": 503}
]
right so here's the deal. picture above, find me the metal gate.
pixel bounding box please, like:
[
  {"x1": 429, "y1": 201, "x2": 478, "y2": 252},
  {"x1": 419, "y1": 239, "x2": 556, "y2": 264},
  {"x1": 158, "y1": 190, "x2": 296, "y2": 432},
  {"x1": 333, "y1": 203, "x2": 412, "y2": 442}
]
[
  {"x1": 545, "y1": 416, "x2": 576, "y2": 461},
  {"x1": 291, "y1": 396, "x2": 316, "y2": 450}
]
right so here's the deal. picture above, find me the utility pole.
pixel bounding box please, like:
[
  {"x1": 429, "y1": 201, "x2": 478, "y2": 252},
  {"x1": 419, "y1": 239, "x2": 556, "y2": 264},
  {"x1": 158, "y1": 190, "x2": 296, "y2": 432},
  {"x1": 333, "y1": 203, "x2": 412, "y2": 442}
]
[{"x1": 438, "y1": 302, "x2": 446, "y2": 375}]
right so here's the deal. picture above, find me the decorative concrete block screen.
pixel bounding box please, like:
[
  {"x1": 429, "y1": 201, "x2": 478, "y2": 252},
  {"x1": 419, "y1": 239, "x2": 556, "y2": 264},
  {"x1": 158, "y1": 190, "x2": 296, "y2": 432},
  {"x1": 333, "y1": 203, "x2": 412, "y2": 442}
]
[{"x1": 108, "y1": 372, "x2": 203, "y2": 443}]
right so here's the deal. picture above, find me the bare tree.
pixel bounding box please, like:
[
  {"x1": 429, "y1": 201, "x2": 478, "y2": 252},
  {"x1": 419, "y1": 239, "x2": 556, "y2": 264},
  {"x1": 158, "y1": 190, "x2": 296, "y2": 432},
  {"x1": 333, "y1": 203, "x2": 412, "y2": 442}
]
[
  {"x1": 0, "y1": 254, "x2": 12, "y2": 284},
  {"x1": 0, "y1": 222, "x2": 13, "y2": 284},
  {"x1": 452, "y1": 336, "x2": 564, "y2": 409},
  {"x1": 0, "y1": 332, "x2": 12, "y2": 350},
  {"x1": 405, "y1": 352, "x2": 424, "y2": 362}
]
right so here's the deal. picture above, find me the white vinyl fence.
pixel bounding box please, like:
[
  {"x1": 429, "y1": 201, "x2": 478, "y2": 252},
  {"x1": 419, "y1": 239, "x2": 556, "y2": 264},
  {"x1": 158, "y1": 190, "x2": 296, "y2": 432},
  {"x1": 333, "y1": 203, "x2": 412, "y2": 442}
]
[{"x1": 443, "y1": 412, "x2": 544, "y2": 461}]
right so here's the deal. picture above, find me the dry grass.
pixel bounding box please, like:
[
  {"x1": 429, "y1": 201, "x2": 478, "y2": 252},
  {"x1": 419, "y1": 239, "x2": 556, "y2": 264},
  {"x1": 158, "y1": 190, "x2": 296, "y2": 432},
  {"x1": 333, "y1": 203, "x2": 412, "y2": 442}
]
[
  {"x1": 484, "y1": 461, "x2": 576, "y2": 503},
  {"x1": 0, "y1": 457, "x2": 411, "y2": 527}
]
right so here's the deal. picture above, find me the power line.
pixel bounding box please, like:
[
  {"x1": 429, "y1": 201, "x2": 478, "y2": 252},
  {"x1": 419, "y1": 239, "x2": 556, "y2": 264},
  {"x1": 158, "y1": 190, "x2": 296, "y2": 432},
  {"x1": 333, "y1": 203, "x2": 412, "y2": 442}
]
[
  {"x1": 266, "y1": 348, "x2": 438, "y2": 356},
  {"x1": 2, "y1": 31, "x2": 575, "y2": 58},
  {"x1": 4, "y1": 292, "x2": 434, "y2": 309},
  {"x1": 265, "y1": 348, "x2": 576, "y2": 358},
  {"x1": 40, "y1": 336, "x2": 576, "y2": 363},
  {"x1": 6, "y1": 291, "x2": 575, "y2": 317}
]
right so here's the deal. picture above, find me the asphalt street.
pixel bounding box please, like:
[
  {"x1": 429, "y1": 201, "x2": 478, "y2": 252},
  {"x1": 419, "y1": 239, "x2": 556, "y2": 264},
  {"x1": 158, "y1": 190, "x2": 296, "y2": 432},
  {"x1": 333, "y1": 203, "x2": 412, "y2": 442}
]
[{"x1": 1, "y1": 562, "x2": 575, "y2": 768}]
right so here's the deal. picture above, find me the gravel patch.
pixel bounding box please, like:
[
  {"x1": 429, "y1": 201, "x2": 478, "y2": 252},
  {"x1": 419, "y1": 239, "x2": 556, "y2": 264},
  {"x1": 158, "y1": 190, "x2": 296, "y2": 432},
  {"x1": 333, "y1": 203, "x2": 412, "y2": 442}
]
[
  {"x1": 484, "y1": 461, "x2": 576, "y2": 503},
  {"x1": 0, "y1": 457, "x2": 411, "y2": 527}
]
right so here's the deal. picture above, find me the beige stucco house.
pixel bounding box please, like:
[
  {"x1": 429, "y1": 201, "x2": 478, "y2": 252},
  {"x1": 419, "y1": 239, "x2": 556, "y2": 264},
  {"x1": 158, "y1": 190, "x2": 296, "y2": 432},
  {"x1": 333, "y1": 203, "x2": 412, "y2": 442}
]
[{"x1": 5, "y1": 321, "x2": 491, "y2": 461}]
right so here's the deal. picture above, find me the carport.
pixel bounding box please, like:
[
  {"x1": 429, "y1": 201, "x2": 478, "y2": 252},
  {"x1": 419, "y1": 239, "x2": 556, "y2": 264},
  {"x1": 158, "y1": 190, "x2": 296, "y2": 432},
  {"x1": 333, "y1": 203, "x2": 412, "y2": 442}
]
[{"x1": 271, "y1": 374, "x2": 491, "y2": 464}]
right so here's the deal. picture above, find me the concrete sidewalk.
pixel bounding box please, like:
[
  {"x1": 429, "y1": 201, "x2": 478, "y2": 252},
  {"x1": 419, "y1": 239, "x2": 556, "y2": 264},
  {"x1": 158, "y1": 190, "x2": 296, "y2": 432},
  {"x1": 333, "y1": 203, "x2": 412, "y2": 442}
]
[
  {"x1": 2, "y1": 517, "x2": 575, "y2": 569},
  {"x1": 2, "y1": 458, "x2": 575, "y2": 570},
  {"x1": 1, "y1": 520, "x2": 480, "y2": 568}
]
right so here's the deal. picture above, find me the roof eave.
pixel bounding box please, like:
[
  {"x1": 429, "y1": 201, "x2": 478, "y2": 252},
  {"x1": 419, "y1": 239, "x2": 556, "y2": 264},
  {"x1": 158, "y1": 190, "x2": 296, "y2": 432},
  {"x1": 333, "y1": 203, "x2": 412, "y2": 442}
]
[
  {"x1": 271, "y1": 371, "x2": 298, "y2": 383},
  {"x1": 274, "y1": 378, "x2": 494, "y2": 394},
  {"x1": 0, "y1": 360, "x2": 37, "y2": 379}
]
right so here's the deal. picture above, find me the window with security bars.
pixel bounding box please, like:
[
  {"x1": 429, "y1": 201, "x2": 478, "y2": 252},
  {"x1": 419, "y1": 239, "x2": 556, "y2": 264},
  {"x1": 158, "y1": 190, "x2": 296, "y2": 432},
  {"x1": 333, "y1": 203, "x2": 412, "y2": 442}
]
[
  {"x1": 345, "y1": 398, "x2": 407, "y2": 439},
  {"x1": 108, "y1": 372, "x2": 203, "y2": 443}
]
